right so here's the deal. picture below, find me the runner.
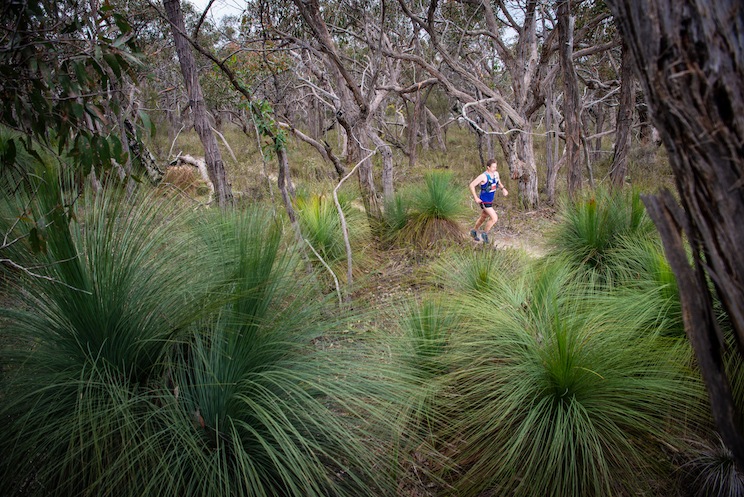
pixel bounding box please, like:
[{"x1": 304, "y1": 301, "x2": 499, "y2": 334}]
[{"x1": 468, "y1": 158, "x2": 508, "y2": 243}]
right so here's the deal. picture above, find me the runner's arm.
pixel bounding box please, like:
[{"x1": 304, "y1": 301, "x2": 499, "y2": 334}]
[{"x1": 469, "y1": 174, "x2": 486, "y2": 202}]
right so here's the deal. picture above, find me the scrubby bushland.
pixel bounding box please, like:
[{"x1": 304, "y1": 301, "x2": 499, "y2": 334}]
[
  {"x1": 0, "y1": 169, "x2": 414, "y2": 497},
  {"x1": 429, "y1": 260, "x2": 707, "y2": 497}
]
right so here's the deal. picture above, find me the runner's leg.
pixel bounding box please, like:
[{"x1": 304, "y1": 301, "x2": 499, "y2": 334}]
[
  {"x1": 483, "y1": 206, "x2": 498, "y2": 232},
  {"x1": 473, "y1": 210, "x2": 488, "y2": 231}
]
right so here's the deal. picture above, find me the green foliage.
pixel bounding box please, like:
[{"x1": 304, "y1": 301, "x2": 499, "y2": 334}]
[
  {"x1": 0, "y1": 181, "x2": 411, "y2": 497},
  {"x1": 433, "y1": 245, "x2": 528, "y2": 296},
  {"x1": 547, "y1": 186, "x2": 656, "y2": 285},
  {"x1": 436, "y1": 262, "x2": 706, "y2": 497},
  {"x1": 681, "y1": 435, "x2": 744, "y2": 497},
  {"x1": 415, "y1": 170, "x2": 465, "y2": 220},
  {"x1": 603, "y1": 236, "x2": 686, "y2": 339},
  {"x1": 0, "y1": 0, "x2": 145, "y2": 187},
  {"x1": 243, "y1": 99, "x2": 287, "y2": 158},
  {"x1": 380, "y1": 191, "x2": 411, "y2": 246},
  {"x1": 400, "y1": 298, "x2": 455, "y2": 381},
  {"x1": 161, "y1": 207, "x2": 406, "y2": 497},
  {"x1": 0, "y1": 176, "x2": 210, "y2": 495},
  {"x1": 393, "y1": 170, "x2": 466, "y2": 249},
  {"x1": 295, "y1": 192, "x2": 346, "y2": 263}
]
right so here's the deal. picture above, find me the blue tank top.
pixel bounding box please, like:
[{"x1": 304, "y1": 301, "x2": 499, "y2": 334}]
[{"x1": 479, "y1": 172, "x2": 500, "y2": 203}]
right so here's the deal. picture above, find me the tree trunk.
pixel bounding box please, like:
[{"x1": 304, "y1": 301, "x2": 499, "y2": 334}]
[
  {"x1": 291, "y1": 0, "x2": 383, "y2": 224},
  {"x1": 545, "y1": 77, "x2": 560, "y2": 204},
  {"x1": 349, "y1": 121, "x2": 382, "y2": 222},
  {"x1": 606, "y1": 0, "x2": 744, "y2": 469},
  {"x1": 610, "y1": 38, "x2": 636, "y2": 189},
  {"x1": 425, "y1": 107, "x2": 446, "y2": 152},
  {"x1": 593, "y1": 103, "x2": 605, "y2": 162},
  {"x1": 636, "y1": 95, "x2": 652, "y2": 145},
  {"x1": 308, "y1": 94, "x2": 322, "y2": 140},
  {"x1": 407, "y1": 91, "x2": 423, "y2": 169},
  {"x1": 163, "y1": 0, "x2": 233, "y2": 208},
  {"x1": 558, "y1": 0, "x2": 582, "y2": 198},
  {"x1": 277, "y1": 147, "x2": 296, "y2": 223},
  {"x1": 508, "y1": 126, "x2": 539, "y2": 209},
  {"x1": 370, "y1": 130, "x2": 394, "y2": 202}
]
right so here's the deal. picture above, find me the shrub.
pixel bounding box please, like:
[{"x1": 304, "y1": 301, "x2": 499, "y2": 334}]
[
  {"x1": 0, "y1": 175, "x2": 209, "y2": 496},
  {"x1": 380, "y1": 191, "x2": 411, "y2": 247},
  {"x1": 295, "y1": 192, "x2": 346, "y2": 263},
  {"x1": 432, "y1": 245, "x2": 529, "y2": 296},
  {"x1": 396, "y1": 170, "x2": 465, "y2": 249},
  {"x1": 680, "y1": 434, "x2": 744, "y2": 497},
  {"x1": 437, "y1": 262, "x2": 706, "y2": 497},
  {"x1": 547, "y1": 186, "x2": 656, "y2": 285},
  {"x1": 0, "y1": 180, "x2": 411, "y2": 496}
]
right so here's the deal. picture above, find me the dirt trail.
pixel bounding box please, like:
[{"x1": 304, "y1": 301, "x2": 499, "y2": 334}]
[{"x1": 489, "y1": 231, "x2": 548, "y2": 257}]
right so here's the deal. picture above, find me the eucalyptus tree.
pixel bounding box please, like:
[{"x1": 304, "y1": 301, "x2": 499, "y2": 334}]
[
  {"x1": 606, "y1": 0, "x2": 744, "y2": 469},
  {"x1": 163, "y1": 0, "x2": 233, "y2": 207},
  {"x1": 255, "y1": 0, "x2": 405, "y2": 224},
  {"x1": 609, "y1": 37, "x2": 634, "y2": 188},
  {"x1": 0, "y1": 0, "x2": 151, "y2": 277},
  {"x1": 390, "y1": 1, "x2": 616, "y2": 208},
  {"x1": 557, "y1": 0, "x2": 582, "y2": 197},
  {"x1": 0, "y1": 0, "x2": 143, "y2": 188}
]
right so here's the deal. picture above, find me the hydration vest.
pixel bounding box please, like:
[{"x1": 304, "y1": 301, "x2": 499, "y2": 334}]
[{"x1": 479, "y1": 172, "x2": 500, "y2": 203}]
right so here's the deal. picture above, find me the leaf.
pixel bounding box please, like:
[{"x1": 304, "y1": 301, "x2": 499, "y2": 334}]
[
  {"x1": 103, "y1": 53, "x2": 121, "y2": 78},
  {"x1": 2, "y1": 138, "x2": 16, "y2": 166},
  {"x1": 29, "y1": 227, "x2": 46, "y2": 254},
  {"x1": 71, "y1": 103, "x2": 85, "y2": 119},
  {"x1": 74, "y1": 61, "x2": 89, "y2": 86},
  {"x1": 110, "y1": 134, "x2": 123, "y2": 162},
  {"x1": 138, "y1": 110, "x2": 155, "y2": 137}
]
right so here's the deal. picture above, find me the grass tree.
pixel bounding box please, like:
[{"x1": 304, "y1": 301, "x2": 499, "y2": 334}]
[
  {"x1": 380, "y1": 191, "x2": 411, "y2": 248},
  {"x1": 0, "y1": 173, "x2": 413, "y2": 496},
  {"x1": 432, "y1": 245, "x2": 528, "y2": 296},
  {"x1": 295, "y1": 192, "x2": 347, "y2": 264},
  {"x1": 395, "y1": 170, "x2": 466, "y2": 249},
  {"x1": 437, "y1": 260, "x2": 707, "y2": 497},
  {"x1": 0, "y1": 171, "x2": 209, "y2": 495},
  {"x1": 397, "y1": 297, "x2": 457, "y2": 430},
  {"x1": 546, "y1": 186, "x2": 656, "y2": 286},
  {"x1": 680, "y1": 434, "x2": 744, "y2": 497},
  {"x1": 161, "y1": 207, "x2": 409, "y2": 497}
]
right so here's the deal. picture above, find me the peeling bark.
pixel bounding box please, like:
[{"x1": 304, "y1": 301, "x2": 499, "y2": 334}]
[
  {"x1": 558, "y1": 0, "x2": 582, "y2": 198},
  {"x1": 163, "y1": 0, "x2": 233, "y2": 208}
]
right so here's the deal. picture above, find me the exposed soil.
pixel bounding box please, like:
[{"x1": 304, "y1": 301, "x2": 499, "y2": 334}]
[{"x1": 462, "y1": 206, "x2": 556, "y2": 258}]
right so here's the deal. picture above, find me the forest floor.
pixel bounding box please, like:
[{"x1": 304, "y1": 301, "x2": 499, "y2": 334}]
[
  {"x1": 346, "y1": 204, "x2": 558, "y2": 351},
  {"x1": 476, "y1": 206, "x2": 556, "y2": 257}
]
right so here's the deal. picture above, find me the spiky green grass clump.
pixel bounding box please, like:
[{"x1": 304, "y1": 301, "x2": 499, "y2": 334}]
[
  {"x1": 547, "y1": 186, "x2": 656, "y2": 285},
  {"x1": 600, "y1": 236, "x2": 686, "y2": 340},
  {"x1": 400, "y1": 298, "x2": 456, "y2": 381},
  {"x1": 295, "y1": 192, "x2": 346, "y2": 263},
  {"x1": 0, "y1": 171, "x2": 210, "y2": 496},
  {"x1": 680, "y1": 434, "x2": 744, "y2": 497},
  {"x1": 437, "y1": 262, "x2": 706, "y2": 497},
  {"x1": 0, "y1": 173, "x2": 412, "y2": 497},
  {"x1": 432, "y1": 245, "x2": 529, "y2": 296},
  {"x1": 380, "y1": 191, "x2": 411, "y2": 247},
  {"x1": 396, "y1": 170, "x2": 466, "y2": 249}
]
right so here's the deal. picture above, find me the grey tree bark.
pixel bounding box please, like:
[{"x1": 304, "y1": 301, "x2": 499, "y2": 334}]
[
  {"x1": 558, "y1": 0, "x2": 582, "y2": 198},
  {"x1": 163, "y1": 0, "x2": 233, "y2": 207},
  {"x1": 291, "y1": 0, "x2": 388, "y2": 223},
  {"x1": 606, "y1": 0, "x2": 744, "y2": 468},
  {"x1": 610, "y1": 38, "x2": 635, "y2": 189}
]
